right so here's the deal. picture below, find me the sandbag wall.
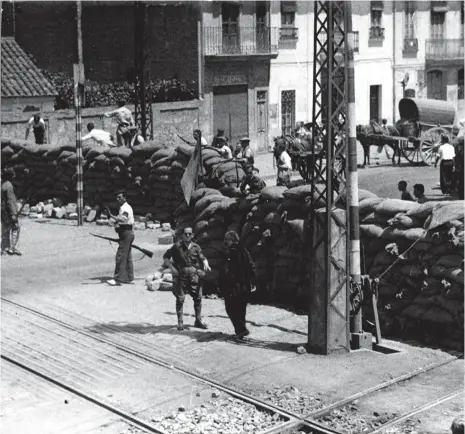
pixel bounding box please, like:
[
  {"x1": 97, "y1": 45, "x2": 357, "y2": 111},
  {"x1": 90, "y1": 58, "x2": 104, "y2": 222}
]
[
  {"x1": 1, "y1": 138, "x2": 245, "y2": 221},
  {"x1": 359, "y1": 197, "x2": 464, "y2": 351}
]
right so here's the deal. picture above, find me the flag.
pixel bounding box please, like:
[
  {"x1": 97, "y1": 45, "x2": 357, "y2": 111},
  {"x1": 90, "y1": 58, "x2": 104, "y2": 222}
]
[{"x1": 181, "y1": 136, "x2": 203, "y2": 205}]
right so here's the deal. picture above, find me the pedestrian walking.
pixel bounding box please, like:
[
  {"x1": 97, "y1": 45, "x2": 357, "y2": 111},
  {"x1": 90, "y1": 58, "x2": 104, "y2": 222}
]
[
  {"x1": 1, "y1": 168, "x2": 21, "y2": 256},
  {"x1": 104, "y1": 101, "x2": 135, "y2": 147},
  {"x1": 25, "y1": 114, "x2": 46, "y2": 144},
  {"x1": 219, "y1": 231, "x2": 256, "y2": 340},
  {"x1": 274, "y1": 139, "x2": 292, "y2": 187},
  {"x1": 163, "y1": 227, "x2": 211, "y2": 331},
  {"x1": 105, "y1": 190, "x2": 135, "y2": 285},
  {"x1": 397, "y1": 180, "x2": 414, "y2": 201},
  {"x1": 435, "y1": 135, "x2": 456, "y2": 194},
  {"x1": 240, "y1": 163, "x2": 266, "y2": 196},
  {"x1": 413, "y1": 183, "x2": 428, "y2": 204},
  {"x1": 82, "y1": 123, "x2": 116, "y2": 147}
]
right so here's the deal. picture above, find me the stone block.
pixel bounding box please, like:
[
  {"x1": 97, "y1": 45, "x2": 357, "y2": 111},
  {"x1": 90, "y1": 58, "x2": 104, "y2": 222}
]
[
  {"x1": 65, "y1": 203, "x2": 77, "y2": 215},
  {"x1": 68, "y1": 213, "x2": 78, "y2": 220},
  {"x1": 54, "y1": 207, "x2": 67, "y2": 219},
  {"x1": 134, "y1": 222, "x2": 146, "y2": 231},
  {"x1": 158, "y1": 235, "x2": 173, "y2": 245},
  {"x1": 96, "y1": 219, "x2": 109, "y2": 226},
  {"x1": 53, "y1": 197, "x2": 64, "y2": 208},
  {"x1": 162, "y1": 223, "x2": 172, "y2": 231},
  {"x1": 86, "y1": 210, "x2": 97, "y2": 223}
]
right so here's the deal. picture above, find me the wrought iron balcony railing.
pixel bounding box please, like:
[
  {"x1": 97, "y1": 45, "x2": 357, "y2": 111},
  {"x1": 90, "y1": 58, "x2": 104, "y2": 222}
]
[
  {"x1": 369, "y1": 26, "x2": 385, "y2": 39},
  {"x1": 426, "y1": 38, "x2": 464, "y2": 61},
  {"x1": 203, "y1": 26, "x2": 279, "y2": 56}
]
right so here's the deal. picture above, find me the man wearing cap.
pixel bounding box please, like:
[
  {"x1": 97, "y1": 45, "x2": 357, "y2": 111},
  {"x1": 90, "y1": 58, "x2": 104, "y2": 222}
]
[
  {"x1": 239, "y1": 137, "x2": 254, "y2": 165},
  {"x1": 1, "y1": 168, "x2": 21, "y2": 255},
  {"x1": 163, "y1": 227, "x2": 211, "y2": 331},
  {"x1": 105, "y1": 190, "x2": 135, "y2": 285},
  {"x1": 435, "y1": 135, "x2": 456, "y2": 194}
]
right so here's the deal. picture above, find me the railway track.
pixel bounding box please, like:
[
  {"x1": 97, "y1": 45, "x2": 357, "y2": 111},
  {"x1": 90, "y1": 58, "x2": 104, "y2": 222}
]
[{"x1": 2, "y1": 298, "x2": 462, "y2": 434}]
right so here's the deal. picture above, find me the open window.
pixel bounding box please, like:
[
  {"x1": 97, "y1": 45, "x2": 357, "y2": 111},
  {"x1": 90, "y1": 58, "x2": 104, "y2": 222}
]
[
  {"x1": 369, "y1": 1, "x2": 385, "y2": 44},
  {"x1": 280, "y1": 1, "x2": 298, "y2": 41}
]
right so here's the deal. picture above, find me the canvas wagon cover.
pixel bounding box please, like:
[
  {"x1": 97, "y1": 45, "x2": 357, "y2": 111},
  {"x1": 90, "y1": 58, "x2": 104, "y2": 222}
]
[{"x1": 399, "y1": 98, "x2": 456, "y2": 126}]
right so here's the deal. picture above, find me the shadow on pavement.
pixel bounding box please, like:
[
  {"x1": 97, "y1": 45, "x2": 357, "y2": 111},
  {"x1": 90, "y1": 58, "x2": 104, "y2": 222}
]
[{"x1": 164, "y1": 311, "x2": 308, "y2": 337}]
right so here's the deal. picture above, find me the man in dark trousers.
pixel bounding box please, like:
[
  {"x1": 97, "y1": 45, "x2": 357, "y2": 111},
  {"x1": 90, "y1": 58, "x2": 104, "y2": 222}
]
[
  {"x1": 105, "y1": 190, "x2": 135, "y2": 285},
  {"x1": 163, "y1": 227, "x2": 211, "y2": 330},
  {"x1": 454, "y1": 141, "x2": 464, "y2": 199},
  {"x1": 435, "y1": 135, "x2": 456, "y2": 194},
  {"x1": 220, "y1": 231, "x2": 256, "y2": 340},
  {"x1": 25, "y1": 114, "x2": 46, "y2": 144},
  {"x1": 1, "y1": 168, "x2": 21, "y2": 255}
]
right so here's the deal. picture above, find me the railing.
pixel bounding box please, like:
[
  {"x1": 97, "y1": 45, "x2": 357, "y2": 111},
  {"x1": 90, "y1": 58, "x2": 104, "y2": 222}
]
[
  {"x1": 279, "y1": 27, "x2": 299, "y2": 41},
  {"x1": 369, "y1": 26, "x2": 385, "y2": 39},
  {"x1": 425, "y1": 38, "x2": 464, "y2": 60},
  {"x1": 203, "y1": 26, "x2": 279, "y2": 56}
]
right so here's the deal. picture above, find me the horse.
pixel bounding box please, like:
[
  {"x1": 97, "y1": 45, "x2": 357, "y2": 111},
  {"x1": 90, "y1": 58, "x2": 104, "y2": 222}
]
[{"x1": 356, "y1": 122, "x2": 403, "y2": 166}]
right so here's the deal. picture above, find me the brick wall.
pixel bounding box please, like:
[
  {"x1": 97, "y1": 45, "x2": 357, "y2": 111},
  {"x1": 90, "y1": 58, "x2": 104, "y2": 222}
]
[
  {"x1": 1, "y1": 100, "x2": 209, "y2": 146},
  {"x1": 8, "y1": 1, "x2": 198, "y2": 85}
]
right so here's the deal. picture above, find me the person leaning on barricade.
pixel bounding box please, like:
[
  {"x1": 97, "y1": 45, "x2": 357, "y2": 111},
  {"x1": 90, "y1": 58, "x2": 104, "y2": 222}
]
[{"x1": 163, "y1": 227, "x2": 211, "y2": 331}]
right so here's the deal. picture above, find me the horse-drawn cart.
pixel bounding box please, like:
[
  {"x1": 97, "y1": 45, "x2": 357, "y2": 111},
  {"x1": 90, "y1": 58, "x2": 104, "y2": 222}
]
[{"x1": 357, "y1": 98, "x2": 459, "y2": 166}]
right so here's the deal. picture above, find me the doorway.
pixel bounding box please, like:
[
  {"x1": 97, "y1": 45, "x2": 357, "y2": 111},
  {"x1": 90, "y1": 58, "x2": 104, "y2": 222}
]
[
  {"x1": 427, "y1": 70, "x2": 445, "y2": 100},
  {"x1": 256, "y1": 90, "x2": 268, "y2": 153},
  {"x1": 369, "y1": 85, "x2": 382, "y2": 123},
  {"x1": 213, "y1": 85, "x2": 249, "y2": 146}
]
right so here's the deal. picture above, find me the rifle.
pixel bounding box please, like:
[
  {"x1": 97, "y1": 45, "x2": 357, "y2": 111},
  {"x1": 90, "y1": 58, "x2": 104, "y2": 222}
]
[
  {"x1": 177, "y1": 134, "x2": 194, "y2": 145},
  {"x1": 90, "y1": 233, "x2": 153, "y2": 258}
]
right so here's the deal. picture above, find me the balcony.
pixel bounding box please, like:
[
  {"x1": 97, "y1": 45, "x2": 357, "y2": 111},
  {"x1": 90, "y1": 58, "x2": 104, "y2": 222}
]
[
  {"x1": 403, "y1": 37, "x2": 418, "y2": 57},
  {"x1": 426, "y1": 39, "x2": 464, "y2": 65},
  {"x1": 203, "y1": 26, "x2": 279, "y2": 59},
  {"x1": 368, "y1": 26, "x2": 385, "y2": 47},
  {"x1": 279, "y1": 27, "x2": 298, "y2": 41}
]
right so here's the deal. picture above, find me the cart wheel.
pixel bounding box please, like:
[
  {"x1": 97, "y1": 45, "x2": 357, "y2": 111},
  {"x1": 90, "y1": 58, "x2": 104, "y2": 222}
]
[
  {"x1": 402, "y1": 140, "x2": 424, "y2": 166},
  {"x1": 420, "y1": 127, "x2": 448, "y2": 166}
]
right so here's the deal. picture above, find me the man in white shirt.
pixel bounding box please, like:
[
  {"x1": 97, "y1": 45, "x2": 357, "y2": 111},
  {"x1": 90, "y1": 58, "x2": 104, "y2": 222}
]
[
  {"x1": 216, "y1": 137, "x2": 233, "y2": 159},
  {"x1": 435, "y1": 135, "x2": 456, "y2": 194},
  {"x1": 193, "y1": 129, "x2": 208, "y2": 147},
  {"x1": 25, "y1": 114, "x2": 46, "y2": 144},
  {"x1": 82, "y1": 123, "x2": 115, "y2": 147},
  {"x1": 105, "y1": 190, "x2": 135, "y2": 285},
  {"x1": 274, "y1": 138, "x2": 292, "y2": 187},
  {"x1": 104, "y1": 101, "x2": 135, "y2": 147}
]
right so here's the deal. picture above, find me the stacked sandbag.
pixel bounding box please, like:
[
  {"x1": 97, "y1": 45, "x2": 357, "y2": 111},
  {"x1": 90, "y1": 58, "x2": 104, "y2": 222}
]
[{"x1": 360, "y1": 196, "x2": 464, "y2": 351}]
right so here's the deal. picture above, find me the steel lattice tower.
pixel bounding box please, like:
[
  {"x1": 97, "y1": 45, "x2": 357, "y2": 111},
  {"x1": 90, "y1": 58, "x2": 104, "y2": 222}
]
[
  {"x1": 134, "y1": 1, "x2": 153, "y2": 140},
  {"x1": 306, "y1": 1, "x2": 365, "y2": 354}
]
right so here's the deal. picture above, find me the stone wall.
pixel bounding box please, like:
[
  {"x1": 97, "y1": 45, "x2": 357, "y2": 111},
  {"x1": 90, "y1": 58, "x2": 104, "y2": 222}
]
[{"x1": 1, "y1": 100, "x2": 209, "y2": 146}]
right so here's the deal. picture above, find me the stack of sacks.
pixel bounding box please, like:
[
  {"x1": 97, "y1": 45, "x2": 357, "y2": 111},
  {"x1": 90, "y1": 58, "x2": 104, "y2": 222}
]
[{"x1": 360, "y1": 196, "x2": 464, "y2": 351}]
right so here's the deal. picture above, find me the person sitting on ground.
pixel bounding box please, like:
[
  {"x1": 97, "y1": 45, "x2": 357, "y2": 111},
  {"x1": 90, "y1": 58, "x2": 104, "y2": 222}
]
[
  {"x1": 240, "y1": 163, "x2": 266, "y2": 196},
  {"x1": 82, "y1": 123, "x2": 116, "y2": 147},
  {"x1": 25, "y1": 114, "x2": 46, "y2": 144},
  {"x1": 397, "y1": 180, "x2": 414, "y2": 201},
  {"x1": 193, "y1": 129, "x2": 208, "y2": 147},
  {"x1": 413, "y1": 183, "x2": 428, "y2": 204},
  {"x1": 104, "y1": 101, "x2": 135, "y2": 147},
  {"x1": 216, "y1": 136, "x2": 233, "y2": 159}
]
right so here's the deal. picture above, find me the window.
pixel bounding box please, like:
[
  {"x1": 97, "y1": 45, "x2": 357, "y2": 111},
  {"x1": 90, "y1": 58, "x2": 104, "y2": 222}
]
[
  {"x1": 404, "y1": 1, "x2": 415, "y2": 39},
  {"x1": 281, "y1": 1, "x2": 296, "y2": 26},
  {"x1": 459, "y1": 69, "x2": 464, "y2": 100},
  {"x1": 430, "y1": 11, "x2": 445, "y2": 39},
  {"x1": 280, "y1": 1, "x2": 298, "y2": 40},
  {"x1": 281, "y1": 90, "x2": 296, "y2": 136},
  {"x1": 370, "y1": 1, "x2": 384, "y2": 40},
  {"x1": 222, "y1": 3, "x2": 240, "y2": 53}
]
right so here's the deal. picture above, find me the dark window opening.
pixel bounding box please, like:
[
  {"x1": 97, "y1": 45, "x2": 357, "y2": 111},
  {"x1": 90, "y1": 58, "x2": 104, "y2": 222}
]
[
  {"x1": 281, "y1": 90, "x2": 296, "y2": 136},
  {"x1": 430, "y1": 11, "x2": 445, "y2": 39}
]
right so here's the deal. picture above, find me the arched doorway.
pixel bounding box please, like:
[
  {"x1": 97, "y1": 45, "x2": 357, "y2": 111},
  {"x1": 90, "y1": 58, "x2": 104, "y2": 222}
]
[{"x1": 427, "y1": 70, "x2": 445, "y2": 100}]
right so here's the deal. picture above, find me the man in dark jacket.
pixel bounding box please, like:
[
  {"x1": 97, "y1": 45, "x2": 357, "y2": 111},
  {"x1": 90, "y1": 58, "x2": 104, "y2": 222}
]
[
  {"x1": 1, "y1": 168, "x2": 21, "y2": 255},
  {"x1": 220, "y1": 231, "x2": 256, "y2": 340},
  {"x1": 164, "y1": 226, "x2": 211, "y2": 330}
]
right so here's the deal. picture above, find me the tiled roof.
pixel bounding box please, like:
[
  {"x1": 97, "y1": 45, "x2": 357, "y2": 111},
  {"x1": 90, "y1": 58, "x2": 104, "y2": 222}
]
[{"x1": 1, "y1": 37, "x2": 57, "y2": 98}]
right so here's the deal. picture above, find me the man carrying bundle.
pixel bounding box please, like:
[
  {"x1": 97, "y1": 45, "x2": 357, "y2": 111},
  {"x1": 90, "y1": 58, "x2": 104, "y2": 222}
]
[{"x1": 163, "y1": 226, "x2": 211, "y2": 331}]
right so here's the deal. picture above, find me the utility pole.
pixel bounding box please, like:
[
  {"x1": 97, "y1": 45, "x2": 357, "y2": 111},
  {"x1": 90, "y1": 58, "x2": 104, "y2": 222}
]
[{"x1": 74, "y1": 0, "x2": 84, "y2": 226}]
